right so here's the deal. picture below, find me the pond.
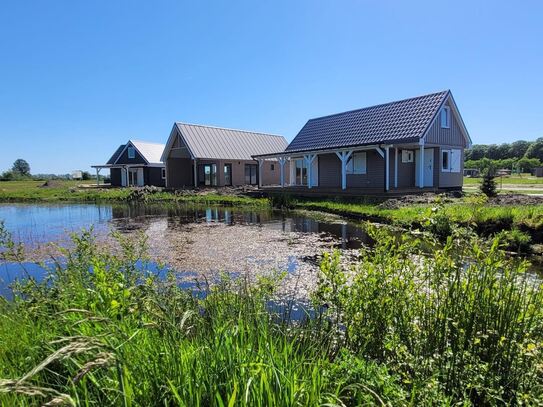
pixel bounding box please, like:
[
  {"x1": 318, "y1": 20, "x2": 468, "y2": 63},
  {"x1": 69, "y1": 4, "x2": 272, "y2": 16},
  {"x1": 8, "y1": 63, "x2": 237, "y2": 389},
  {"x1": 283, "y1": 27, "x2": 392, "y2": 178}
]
[{"x1": 0, "y1": 203, "x2": 372, "y2": 299}]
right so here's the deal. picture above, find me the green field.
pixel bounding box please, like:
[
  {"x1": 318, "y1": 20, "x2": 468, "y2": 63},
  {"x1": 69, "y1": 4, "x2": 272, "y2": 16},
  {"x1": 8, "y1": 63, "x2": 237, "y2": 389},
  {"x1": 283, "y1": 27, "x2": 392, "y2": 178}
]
[{"x1": 463, "y1": 174, "x2": 543, "y2": 185}]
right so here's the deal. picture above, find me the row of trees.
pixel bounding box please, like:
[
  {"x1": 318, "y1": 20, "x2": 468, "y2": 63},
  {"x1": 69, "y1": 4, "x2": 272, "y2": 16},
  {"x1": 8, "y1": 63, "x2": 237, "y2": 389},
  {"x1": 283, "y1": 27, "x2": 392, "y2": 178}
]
[
  {"x1": 465, "y1": 137, "x2": 543, "y2": 161},
  {"x1": 464, "y1": 157, "x2": 541, "y2": 173},
  {"x1": 0, "y1": 159, "x2": 95, "y2": 181}
]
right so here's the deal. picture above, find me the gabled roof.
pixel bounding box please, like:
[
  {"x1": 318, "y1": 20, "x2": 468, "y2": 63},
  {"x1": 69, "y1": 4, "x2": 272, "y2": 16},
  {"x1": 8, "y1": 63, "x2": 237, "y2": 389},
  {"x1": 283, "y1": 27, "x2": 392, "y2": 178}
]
[
  {"x1": 126, "y1": 140, "x2": 165, "y2": 165},
  {"x1": 162, "y1": 123, "x2": 288, "y2": 161},
  {"x1": 106, "y1": 144, "x2": 126, "y2": 165},
  {"x1": 284, "y1": 90, "x2": 469, "y2": 153}
]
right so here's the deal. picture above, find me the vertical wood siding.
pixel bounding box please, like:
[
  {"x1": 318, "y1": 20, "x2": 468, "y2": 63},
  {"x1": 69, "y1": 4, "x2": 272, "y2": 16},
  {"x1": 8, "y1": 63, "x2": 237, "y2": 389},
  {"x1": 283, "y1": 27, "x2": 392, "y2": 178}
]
[{"x1": 424, "y1": 101, "x2": 467, "y2": 147}]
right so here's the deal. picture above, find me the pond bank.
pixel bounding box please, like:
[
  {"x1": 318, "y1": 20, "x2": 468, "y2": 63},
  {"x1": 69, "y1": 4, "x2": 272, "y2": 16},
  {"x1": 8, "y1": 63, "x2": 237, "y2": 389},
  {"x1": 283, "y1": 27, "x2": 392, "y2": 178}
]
[{"x1": 1, "y1": 180, "x2": 542, "y2": 243}]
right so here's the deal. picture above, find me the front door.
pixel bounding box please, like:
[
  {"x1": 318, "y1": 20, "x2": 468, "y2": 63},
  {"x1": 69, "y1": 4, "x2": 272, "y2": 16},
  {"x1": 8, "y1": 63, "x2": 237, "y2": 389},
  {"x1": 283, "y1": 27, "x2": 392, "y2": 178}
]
[
  {"x1": 415, "y1": 148, "x2": 434, "y2": 187},
  {"x1": 201, "y1": 164, "x2": 217, "y2": 186}
]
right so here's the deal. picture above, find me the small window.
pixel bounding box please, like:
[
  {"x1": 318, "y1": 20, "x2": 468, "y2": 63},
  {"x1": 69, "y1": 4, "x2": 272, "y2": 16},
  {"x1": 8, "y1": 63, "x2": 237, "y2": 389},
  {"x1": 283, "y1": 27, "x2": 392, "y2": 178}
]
[
  {"x1": 161, "y1": 168, "x2": 166, "y2": 179},
  {"x1": 270, "y1": 164, "x2": 275, "y2": 171},
  {"x1": 401, "y1": 150, "x2": 413, "y2": 163},
  {"x1": 346, "y1": 152, "x2": 367, "y2": 174},
  {"x1": 442, "y1": 150, "x2": 450, "y2": 172},
  {"x1": 128, "y1": 147, "x2": 136, "y2": 159},
  {"x1": 440, "y1": 106, "x2": 450, "y2": 128}
]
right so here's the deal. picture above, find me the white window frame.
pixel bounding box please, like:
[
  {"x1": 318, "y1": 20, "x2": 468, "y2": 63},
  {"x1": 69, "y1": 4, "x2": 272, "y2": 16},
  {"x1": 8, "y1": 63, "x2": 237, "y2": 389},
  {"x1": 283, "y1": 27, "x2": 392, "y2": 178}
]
[
  {"x1": 346, "y1": 152, "x2": 367, "y2": 175},
  {"x1": 441, "y1": 149, "x2": 451, "y2": 172},
  {"x1": 440, "y1": 106, "x2": 450, "y2": 129},
  {"x1": 401, "y1": 150, "x2": 413, "y2": 163},
  {"x1": 128, "y1": 147, "x2": 136, "y2": 159},
  {"x1": 441, "y1": 149, "x2": 461, "y2": 173},
  {"x1": 161, "y1": 168, "x2": 166, "y2": 179}
]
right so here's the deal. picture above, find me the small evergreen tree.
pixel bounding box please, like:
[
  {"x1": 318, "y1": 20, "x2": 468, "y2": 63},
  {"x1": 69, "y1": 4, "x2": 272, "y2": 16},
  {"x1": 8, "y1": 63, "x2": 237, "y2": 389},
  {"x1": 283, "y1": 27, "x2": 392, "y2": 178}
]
[{"x1": 480, "y1": 171, "x2": 497, "y2": 197}]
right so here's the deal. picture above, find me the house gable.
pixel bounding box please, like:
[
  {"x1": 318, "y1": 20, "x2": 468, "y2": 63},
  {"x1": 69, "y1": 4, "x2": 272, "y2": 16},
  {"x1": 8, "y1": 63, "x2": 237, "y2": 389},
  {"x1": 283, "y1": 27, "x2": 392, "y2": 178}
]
[
  {"x1": 114, "y1": 141, "x2": 148, "y2": 165},
  {"x1": 423, "y1": 94, "x2": 471, "y2": 148}
]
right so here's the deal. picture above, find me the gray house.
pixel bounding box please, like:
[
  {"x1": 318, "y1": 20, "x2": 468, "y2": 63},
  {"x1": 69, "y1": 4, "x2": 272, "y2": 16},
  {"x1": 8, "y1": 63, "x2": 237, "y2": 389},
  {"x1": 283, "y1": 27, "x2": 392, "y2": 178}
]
[
  {"x1": 92, "y1": 140, "x2": 166, "y2": 187},
  {"x1": 254, "y1": 90, "x2": 471, "y2": 193},
  {"x1": 161, "y1": 123, "x2": 288, "y2": 188}
]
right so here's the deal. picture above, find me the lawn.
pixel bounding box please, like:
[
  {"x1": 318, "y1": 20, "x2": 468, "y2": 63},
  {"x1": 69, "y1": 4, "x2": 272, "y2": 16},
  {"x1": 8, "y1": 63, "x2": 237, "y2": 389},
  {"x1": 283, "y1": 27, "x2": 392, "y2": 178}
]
[
  {"x1": 0, "y1": 180, "x2": 269, "y2": 207},
  {"x1": 463, "y1": 174, "x2": 543, "y2": 185}
]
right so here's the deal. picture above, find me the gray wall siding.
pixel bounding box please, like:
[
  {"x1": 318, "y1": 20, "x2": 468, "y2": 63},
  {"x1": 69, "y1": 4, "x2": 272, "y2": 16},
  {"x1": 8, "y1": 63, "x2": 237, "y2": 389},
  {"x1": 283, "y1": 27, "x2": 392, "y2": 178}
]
[
  {"x1": 425, "y1": 101, "x2": 467, "y2": 147},
  {"x1": 110, "y1": 168, "x2": 122, "y2": 186},
  {"x1": 318, "y1": 154, "x2": 341, "y2": 187},
  {"x1": 347, "y1": 150, "x2": 384, "y2": 189},
  {"x1": 391, "y1": 148, "x2": 416, "y2": 188},
  {"x1": 166, "y1": 158, "x2": 280, "y2": 188},
  {"x1": 437, "y1": 146, "x2": 464, "y2": 188},
  {"x1": 167, "y1": 158, "x2": 193, "y2": 188},
  {"x1": 145, "y1": 167, "x2": 165, "y2": 187}
]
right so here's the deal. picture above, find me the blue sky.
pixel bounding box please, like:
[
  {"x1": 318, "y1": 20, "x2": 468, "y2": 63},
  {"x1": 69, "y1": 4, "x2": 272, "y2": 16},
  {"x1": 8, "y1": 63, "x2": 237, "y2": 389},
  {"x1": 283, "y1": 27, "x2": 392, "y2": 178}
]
[{"x1": 1, "y1": 0, "x2": 542, "y2": 174}]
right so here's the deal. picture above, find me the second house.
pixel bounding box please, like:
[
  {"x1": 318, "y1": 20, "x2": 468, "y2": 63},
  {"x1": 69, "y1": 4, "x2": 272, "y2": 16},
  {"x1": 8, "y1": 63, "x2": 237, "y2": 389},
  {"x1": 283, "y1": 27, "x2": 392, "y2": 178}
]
[{"x1": 161, "y1": 123, "x2": 288, "y2": 188}]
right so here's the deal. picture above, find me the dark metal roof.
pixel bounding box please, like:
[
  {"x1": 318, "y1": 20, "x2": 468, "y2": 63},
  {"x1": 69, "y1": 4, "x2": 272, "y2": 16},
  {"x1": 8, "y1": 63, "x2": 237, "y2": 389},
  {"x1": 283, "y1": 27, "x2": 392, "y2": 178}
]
[
  {"x1": 285, "y1": 90, "x2": 450, "y2": 153},
  {"x1": 106, "y1": 145, "x2": 125, "y2": 164}
]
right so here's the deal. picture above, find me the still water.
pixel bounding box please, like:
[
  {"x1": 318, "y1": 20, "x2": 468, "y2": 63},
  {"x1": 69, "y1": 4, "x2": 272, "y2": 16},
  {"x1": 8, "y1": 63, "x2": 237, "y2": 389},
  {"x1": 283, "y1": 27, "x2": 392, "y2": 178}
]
[{"x1": 0, "y1": 203, "x2": 371, "y2": 299}]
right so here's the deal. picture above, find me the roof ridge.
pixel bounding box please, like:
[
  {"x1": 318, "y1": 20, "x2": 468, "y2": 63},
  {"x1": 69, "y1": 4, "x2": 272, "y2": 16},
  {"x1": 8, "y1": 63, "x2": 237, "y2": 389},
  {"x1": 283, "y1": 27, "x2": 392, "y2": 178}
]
[
  {"x1": 129, "y1": 139, "x2": 165, "y2": 146},
  {"x1": 176, "y1": 122, "x2": 285, "y2": 139},
  {"x1": 306, "y1": 90, "x2": 450, "y2": 122}
]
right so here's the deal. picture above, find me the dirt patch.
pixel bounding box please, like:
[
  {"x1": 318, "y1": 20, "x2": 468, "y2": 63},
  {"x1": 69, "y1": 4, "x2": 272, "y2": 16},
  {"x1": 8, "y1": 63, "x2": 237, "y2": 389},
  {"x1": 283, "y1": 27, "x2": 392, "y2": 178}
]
[
  {"x1": 172, "y1": 186, "x2": 259, "y2": 197},
  {"x1": 378, "y1": 192, "x2": 461, "y2": 209},
  {"x1": 39, "y1": 180, "x2": 64, "y2": 188},
  {"x1": 488, "y1": 194, "x2": 543, "y2": 206}
]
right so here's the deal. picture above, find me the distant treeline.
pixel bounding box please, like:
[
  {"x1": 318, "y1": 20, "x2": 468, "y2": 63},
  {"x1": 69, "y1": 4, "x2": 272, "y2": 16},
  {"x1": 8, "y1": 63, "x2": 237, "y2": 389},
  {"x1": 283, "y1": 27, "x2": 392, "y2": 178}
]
[{"x1": 465, "y1": 138, "x2": 543, "y2": 172}]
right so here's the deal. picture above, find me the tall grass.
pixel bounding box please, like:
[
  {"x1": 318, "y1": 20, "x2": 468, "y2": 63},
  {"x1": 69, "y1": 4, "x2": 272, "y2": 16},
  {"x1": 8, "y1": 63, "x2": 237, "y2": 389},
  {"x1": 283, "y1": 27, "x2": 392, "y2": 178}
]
[
  {"x1": 314, "y1": 225, "x2": 543, "y2": 404},
  {"x1": 1, "y1": 221, "x2": 542, "y2": 405}
]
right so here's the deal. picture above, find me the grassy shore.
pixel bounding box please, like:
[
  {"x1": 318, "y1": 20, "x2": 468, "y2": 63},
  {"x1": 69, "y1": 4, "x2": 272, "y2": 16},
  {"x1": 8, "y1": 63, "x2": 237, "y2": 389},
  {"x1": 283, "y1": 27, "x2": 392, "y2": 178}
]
[
  {"x1": 1, "y1": 222, "x2": 542, "y2": 405},
  {"x1": 1, "y1": 180, "x2": 542, "y2": 240},
  {"x1": 0, "y1": 180, "x2": 268, "y2": 207}
]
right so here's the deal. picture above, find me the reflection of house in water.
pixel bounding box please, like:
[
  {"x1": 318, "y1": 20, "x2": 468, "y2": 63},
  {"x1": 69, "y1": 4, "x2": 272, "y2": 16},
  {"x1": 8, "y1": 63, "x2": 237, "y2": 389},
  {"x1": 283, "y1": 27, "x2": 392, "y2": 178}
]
[{"x1": 108, "y1": 204, "x2": 370, "y2": 250}]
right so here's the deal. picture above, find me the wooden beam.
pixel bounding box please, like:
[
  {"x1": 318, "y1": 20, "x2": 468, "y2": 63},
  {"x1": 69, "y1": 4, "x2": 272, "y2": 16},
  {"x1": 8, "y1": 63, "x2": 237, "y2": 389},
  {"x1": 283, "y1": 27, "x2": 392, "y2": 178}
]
[{"x1": 335, "y1": 150, "x2": 352, "y2": 190}]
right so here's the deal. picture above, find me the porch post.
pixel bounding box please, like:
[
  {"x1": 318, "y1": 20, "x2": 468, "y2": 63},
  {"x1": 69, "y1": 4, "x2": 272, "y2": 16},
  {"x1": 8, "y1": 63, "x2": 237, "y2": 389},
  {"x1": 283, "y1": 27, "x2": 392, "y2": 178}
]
[
  {"x1": 193, "y1": 159, "x2": 198, "y2": 188},
  {"x1": 419, "y1": 142, "x2": 424, "y2": 189},
  {"x1": 257, "y1": 159, "x2": 263, "y2": 188},
  {"x1": 279, "y1": 157, "x2": 286, "y2": 187},
  {"x1": 394, "y1": 148, "x2": 398, "y2": 189},
  {"x1": 335, "y1": 150, "x2": 353, "y2": 190},
  {"x1": 96, "y1": 168, "x2": 100, "y2": 186},
  {"x1": 304, "y1": 154, "x2": 316, "y2": 189},
  {"x1": 385, "y1": 146, "x2": 390, "y2": 191}
]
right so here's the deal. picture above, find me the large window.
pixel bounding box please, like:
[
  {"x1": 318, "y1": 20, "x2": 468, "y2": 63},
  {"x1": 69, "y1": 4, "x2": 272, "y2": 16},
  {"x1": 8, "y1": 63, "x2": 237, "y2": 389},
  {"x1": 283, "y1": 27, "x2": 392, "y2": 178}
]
[
  {"x1": 440, "y1": 106, "x2": 450, "y2": 128},
  {"x1": 224, "y1": 164, "x2": 232, "y2": 186},
  {"x1": 245, "y1": 164, "x2": 258, "y2": 185},
  {"x1": 346, "y1": 152, "x2": 367, "y2": 174},
  {"x1": 128, "y1": 147, "x2": 136, "y2": 159},
  {"x1": 295, "y1": 159, "x2": 307, "y2": 185}
]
